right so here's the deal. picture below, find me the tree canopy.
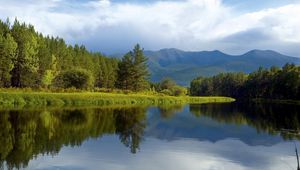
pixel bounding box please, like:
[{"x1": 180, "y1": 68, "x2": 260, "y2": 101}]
[
  {"x1": 0, "y1": 19, "x2": 153, "y2": 91},
  {"x1": 190, "y1": 64, "x2": 300, "y2": 100},
  {"x1": 116, "y1": 44, "x2": 150, "y2": 91}
]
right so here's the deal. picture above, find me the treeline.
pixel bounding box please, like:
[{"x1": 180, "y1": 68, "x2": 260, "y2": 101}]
[
  {"x1": 190, "y1": 63, "x2": 300, "y2": 100},
  {"x1": 0, "y1": 19, "x2": 149, "y2": 91}
]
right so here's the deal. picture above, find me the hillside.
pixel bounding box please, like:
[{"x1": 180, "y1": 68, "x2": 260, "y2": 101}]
[{"x1": 143, "y1": 49, "x2": 300, "y2": 85}]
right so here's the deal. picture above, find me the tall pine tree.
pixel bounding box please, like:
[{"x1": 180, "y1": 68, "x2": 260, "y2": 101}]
[
  {"x1": 0, "y1": 33, "x2": 17, "y2": 87},
  {"x1": 11, "y1": 20, "x2": 38, "y2": 87},
  {"x1": 116, "y1": 44, "x2": 149, "y2": 91}
]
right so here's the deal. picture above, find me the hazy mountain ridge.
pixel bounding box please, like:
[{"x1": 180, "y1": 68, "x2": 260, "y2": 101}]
[{"x1": 143, "y1": 49, "x2": 300, "y2": 85}]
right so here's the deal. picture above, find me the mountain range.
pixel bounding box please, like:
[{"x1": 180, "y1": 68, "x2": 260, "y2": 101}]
[{"x1": 142, "y1": 49, "x2": 300, "y2": 85}]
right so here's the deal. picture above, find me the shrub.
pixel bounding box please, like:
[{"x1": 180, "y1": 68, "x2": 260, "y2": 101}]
[
  {"x1": 171, "y1": 86, "x2": 187, "y2": 96},
  {"x1": 160, "y1": 89, "x2": 173, "y2": 96},
  {"x1": 159, "y1": 78, "x2": 176, "y2": 91},
  {"x1": 53, "y1": 69, "x2": 94, "y2": 90}
]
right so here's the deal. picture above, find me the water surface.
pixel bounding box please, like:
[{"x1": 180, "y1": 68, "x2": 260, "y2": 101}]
[{"x1": 0, "y1": 102, "x2": 300, "y2": 170}]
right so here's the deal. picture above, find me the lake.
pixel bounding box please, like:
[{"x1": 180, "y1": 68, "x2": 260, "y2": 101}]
[{"x1": 0, "y1": 102, "x2": 300, "y2": 170}]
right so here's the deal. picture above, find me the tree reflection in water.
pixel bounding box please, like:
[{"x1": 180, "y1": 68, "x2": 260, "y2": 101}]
[
  {"x1": 0, "y1": 102, "x2": 299, "y2": 169},
  {"x1": 0, "y1": 107, "x2": 147, "y2": 169},
  {"x1": 190, "y1": 102, "x2": 300, "y2": 140}
]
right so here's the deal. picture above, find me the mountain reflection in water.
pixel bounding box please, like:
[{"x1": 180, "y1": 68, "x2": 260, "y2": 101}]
[{"x1": 0, "y1": 102, "x2": 299, "y2": 170}]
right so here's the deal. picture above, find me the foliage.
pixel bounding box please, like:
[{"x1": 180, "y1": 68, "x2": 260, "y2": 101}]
[
  {"x1": 116, "y1": 44, "x2": 150, "y2": 91},
  {"x1": 159, "y1": 77, "x2": 176, "y2": 90},
  {"x1": 153, "y1": 77, "x2": 187, "y2": 96},
  {"x1": 190, "y1": 63, "x2": 300, "y2": 100},
  {"x1": 10, "y1": 19, "x2": 39, "y2": 87},
  {"x1": 0, "y1": 18, "x2": 119, "y2": 89},
  {"x1": 53, "y1": 69, "x2": 94, "y2": 89},
  {"x1": 0, "y1": 32, "x2": 17, "y2": 87}
]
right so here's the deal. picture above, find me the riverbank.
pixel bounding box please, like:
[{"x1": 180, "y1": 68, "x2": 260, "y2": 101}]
[
  {"x1": 0, "y1": 91, "x2": 235, "y2": 108},
  {"x1": 252, "y1": 98, "x2": 300, "y2": 105}
]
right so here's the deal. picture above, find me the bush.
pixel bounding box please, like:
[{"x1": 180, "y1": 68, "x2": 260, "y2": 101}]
[
  {"x1": 156, "y1": 78, "x2": 187, "y2": 96},
  {"x1": 159, "y1": 78, "x2": 176, "y2": 91},
  {"x1": 171, "y1": 86, "x2": 187, "y2": 96},
  {"x1": 160, "y1": 89, "x2": 173, "y2": 96},
  {"x1": 53, "y1": 69, "x2": 94, "y2": 90}
]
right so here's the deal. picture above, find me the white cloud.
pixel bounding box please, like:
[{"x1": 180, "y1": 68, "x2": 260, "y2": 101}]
[
  {"x1": 0, "y1": 0, "x2": 299, "y2": 56},
  {"x1": 25, "y1": 137, "x2": 298, "y2": 170}
]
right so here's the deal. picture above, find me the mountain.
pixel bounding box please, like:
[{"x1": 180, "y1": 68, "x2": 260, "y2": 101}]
[{"x1": 143, "y1": 49, "x2": 300, "y2": 85}]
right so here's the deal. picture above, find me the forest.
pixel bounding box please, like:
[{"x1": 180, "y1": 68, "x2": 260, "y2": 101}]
[
  {"x1": 0, "y1": 18, "x2": 152, "y2": 91},
  {"x1": 1, "y1": 18, "x2": 299, "y2": 101},
  {"x1": 0, "y1": 18, "x2": 191, "y2": 97},
  {"x1": 190, "y1": 63, "x2": 300, "y2": 100}
]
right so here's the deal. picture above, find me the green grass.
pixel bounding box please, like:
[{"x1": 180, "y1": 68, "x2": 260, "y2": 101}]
[{"x1": 0, "y1": 91, "x2": 235, "y2": 109}]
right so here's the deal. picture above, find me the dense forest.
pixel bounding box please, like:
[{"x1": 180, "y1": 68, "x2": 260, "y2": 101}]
[
  {"x1": 0, "y1": 18, "x2": 150, "y2": 91},
  {"x1": 1, "y1": 18, "x2": 299, "y2": 100},
  {"x1": 190, "y1": 63, "x2": 300, "y2": 100}
]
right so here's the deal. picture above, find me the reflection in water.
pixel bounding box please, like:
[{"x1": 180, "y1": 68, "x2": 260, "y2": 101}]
[
  {"x1": 0, "y1": 107, "x2": 147, "y2": 169},
  {"x1": 190, "y1": 102, "x2": 300, "y2": 140},
  {"x1": 0, "y1": 102, "x2": 299, "y2": 169}
]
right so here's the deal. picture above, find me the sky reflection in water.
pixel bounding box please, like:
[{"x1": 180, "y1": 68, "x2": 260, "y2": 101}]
[{"x1": 1, "y1": 103, "x2": 300, "y2": 170}]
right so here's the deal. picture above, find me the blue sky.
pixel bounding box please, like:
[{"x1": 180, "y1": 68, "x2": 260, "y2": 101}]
[{"x1": 0, "y1": 0, "x2": 300, "y2": 57}]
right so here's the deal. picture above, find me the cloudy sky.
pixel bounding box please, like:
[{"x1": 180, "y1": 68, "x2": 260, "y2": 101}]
[{"x1": 0, "y1": 0, "x2": 300, "y2": 56}]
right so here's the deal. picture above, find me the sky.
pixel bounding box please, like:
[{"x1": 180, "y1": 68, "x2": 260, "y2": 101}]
[{"x1": 0, "y1": 0, "x2": 300, "y2": 56}]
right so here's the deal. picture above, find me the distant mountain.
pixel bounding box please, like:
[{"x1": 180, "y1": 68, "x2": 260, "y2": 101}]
[{"x1": 143, "y1": 49, "x2": 300, "y2": 85}]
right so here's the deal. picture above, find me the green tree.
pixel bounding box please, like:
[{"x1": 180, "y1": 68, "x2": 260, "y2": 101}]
[
  {"x1": 0, "y1": 33, "x2": 17, "y2": 87},
  {"x1": 116, "y1": 44, "x2": 149, "y2": 91},
  {"x1": 53, "y1": 69, "x2": 94, "y2": 89},
  {"x1": 159, "y1": 77, "x2": 176, "y2": 90},
  {"x1": 190, "y1": 64, "x2": 300, "y2": 100},
  {"x1": 131, "y1": 44, "x2": 149, "y2": 91},
  {"x1": 41, "y1": 55, "x2": 58, "y2": 88},
  {"x1": 11, "y1": 20, "x2": 38, "y2": 87},
  {"x1": 116, "y1": 53, "x2": 134, "y2": 90}
]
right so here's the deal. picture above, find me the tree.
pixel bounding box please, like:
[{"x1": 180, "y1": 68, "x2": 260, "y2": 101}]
[
  {"x1": 159, "y1": 77, "x2": 176, "y2": 90},
  {"x1": 0, "y1": 33, "x2": 17, "y2": 87},
  {"x1": 0, "y1": 18, "x2": 148, "y2": 90},
  {"x1": 41, "y1": 55, "x2": 58, "y2": 88},
  {"x1": 10, "y1": 20, "x2": 38, "y2": 87},
  {"x1": 116, "y1": 44, "x2": 149, "y2": 91},
  {"x1": 190, "y1": 64, "x2": 300, "y2": 100},
  {"x1": 131, "y1": 44, "x2": 149, "y2": 91},
  {"x1": 53, "y1": 69, "x2": 94, "y2": 89},
  {"x1": 116, "y1": 53, "x2": 134, "y2": 90}
]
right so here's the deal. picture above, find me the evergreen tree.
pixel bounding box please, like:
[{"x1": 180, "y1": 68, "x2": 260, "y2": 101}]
[
  {"x1": 116, "y1": 44, "x2": 149, "y2": 91},
  {"x1": 132, "y1": 44, "x2": 149, "y2": 91},
  {"x1": 116, "y1": 53, "x2": 134, "y2": 90},
  {"x1": 0, "y1": 33, "x2": 17, "y2": 87},
  {"x1": 190, "y1": 64, "x2": 300, "y2": 100},
  {"x1": 11, "y1": 20, "x2": 38, "y2": 87},
  {"x1": 0, "y1": 19, "x2": 148, "y2": 91}
]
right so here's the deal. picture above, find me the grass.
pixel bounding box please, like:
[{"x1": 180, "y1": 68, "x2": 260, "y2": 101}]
[{"x1": 0, "y1": 91, "x2": 235, "y2": 109}]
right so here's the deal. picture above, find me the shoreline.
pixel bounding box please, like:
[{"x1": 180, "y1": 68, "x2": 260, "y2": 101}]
[
  {"x1": 0, "y1": 92, "x2": 235, "y2": 109},
  {"x1": 251, "y1": 98, "x2": 300, "y2": 105}
]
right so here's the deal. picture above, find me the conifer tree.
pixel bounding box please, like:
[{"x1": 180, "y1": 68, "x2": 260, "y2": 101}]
[
  {"x1": 0, "y1": 33, "x2": 17, "y2": 87},
  {"x1": 116, "y1": 44, "x2": 149, "y2": 91},
  {"x1": 11, "y1": 20, "x2": 38, "y2": 87}
]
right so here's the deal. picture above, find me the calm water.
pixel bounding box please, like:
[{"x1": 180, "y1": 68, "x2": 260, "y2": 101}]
[{"x1": 1, "y1": 102, "x2": 300, "y2": 170}]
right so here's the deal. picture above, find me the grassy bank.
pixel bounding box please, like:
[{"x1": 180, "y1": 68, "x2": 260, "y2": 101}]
[{"x1": 0, "y1": 91, "x2": 235, "y2": 108}]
